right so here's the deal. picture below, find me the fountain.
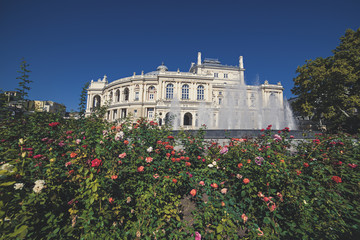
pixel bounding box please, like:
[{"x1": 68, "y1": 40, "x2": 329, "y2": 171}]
[{"x1": 199, "y1": 80, "x2": 297, "y2": 130}]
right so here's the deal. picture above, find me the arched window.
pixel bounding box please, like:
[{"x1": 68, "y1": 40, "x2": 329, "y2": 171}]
[
  {"x1": 165, "y1": 112, "x2": 174, "y2": 125},
  {"x1": 92, "y1": 95, "x2": 101, "y2": 109},
  {"x1": 115, "y1": 89, "x2": 120, "y2": 102},
  {"x1": 166, "y1": 84, "x2": 174, "y2": 99},
  {"x1": 109, "y1": 91, "x2": 113, "y2": 103},
  {"x1": 197, "y1": 85, "x2": 204, "y2": 100},
  {"x1": 182, "y1": 84, "x2": 189, "y2": 99},
  {"x1": 184, "y1": 112, "x2": 192, "y2": 126},
  {"x1": 148, "y1": 86, "x2": 156, "y2": 100},
  {"x1": 124, "y1": 88, "x2": 129, "y2": 101}
]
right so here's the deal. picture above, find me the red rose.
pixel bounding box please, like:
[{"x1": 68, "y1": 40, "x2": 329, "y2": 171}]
[
  {"x1": 124, "y1": 140, "x2": 129, "y2": 145},
  {"x1": 190, "y1": 189, "x2": 197, "y2": 197},
  {"x1": 167, "y1": 136, "x2": 174, "y2": 140},
  {"x1": 238, "y1": 163, "x2": 243, "y2": 168},
  {"x1": 172, "y1": 179, "x2": 177, "y2": 183},
  {"x1": 303, "y1": 163, "x2": 309, "y2": 168},
  {"x1": 109, "y1": 197, "x2": 114, "y2": 204},
  {"x1": 49, "y1": 122, "x2": 60, "y2": 127},
  {"x1": 137, "y1": 166, "x2": 144, "y2": 172},
  {"x1": 263, "y1": 197, "x2": 269, "y2": 202},
  {"x1": 348, "y1": 163, "x2": 358, "y2": 168},
  {"x1": 331, "y1": 176, "x2": 342, "y2": 183},
  {"x1": 185, "y1": 162, "x2": 191, "y2": 167},
  {"x1": 91, "y1": 158, "x2": 102, "y2": 167},
  {"x1": 243, "y1": 178, "x2": 250, "y2": 184},
  {"x1": 211, "y1": 183, "x2": 218, "y2": 189}
]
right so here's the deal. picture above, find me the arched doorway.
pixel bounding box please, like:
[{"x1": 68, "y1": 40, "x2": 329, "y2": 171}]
[
  {"x1": 165, "y1": 112, "x2": 174, "y2": 125},
  {"x1": 92, "y1": 95, "x2": 101, "y2": 109},
  {"x1": 184, "y1": 112, "x2": 192, "y2": 126}
]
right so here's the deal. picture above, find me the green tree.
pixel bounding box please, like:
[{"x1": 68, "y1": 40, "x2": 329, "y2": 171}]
[
  {"x1": 78, "y1": 81, "x2": 90, "y2": 119},
  {"x1": 292, "y1": 28, "x2": 360, "y2": 133},
  {"x1": 15, "y1": 58, "x2": 32, "y2": 111}
]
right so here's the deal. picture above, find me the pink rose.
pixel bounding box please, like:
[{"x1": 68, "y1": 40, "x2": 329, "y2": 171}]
[
  {"x1": 221, "y1": 188, "x2": 228, "y2": 194},
  {"x1": 118, "y1": 153, "x2": 127, "y2": 158}
]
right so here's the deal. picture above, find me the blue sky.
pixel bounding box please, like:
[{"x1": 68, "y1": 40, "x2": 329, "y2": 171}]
[{"x1": 1, "y1": 0, "x2": 359, "y2": 111}]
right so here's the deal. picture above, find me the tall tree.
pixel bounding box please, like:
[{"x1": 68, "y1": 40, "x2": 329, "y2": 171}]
[
  {"x1": 292, "y1": 28, "x2": 360, "y2": 133},
  {"x1": 15, "y1": 58, "x2": 32, "y2": 111},
  {"x1": 78, "y1": 81, "x2": 90, "y2": 119}
]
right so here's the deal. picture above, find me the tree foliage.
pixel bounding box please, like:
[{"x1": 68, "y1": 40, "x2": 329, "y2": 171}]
[
  {"x1": 78, "y1": 81, "x2": 89, "y2": 119},
  {"x1": 15, "y1": 58, "x2": 32, "y2": 102},
  {"x1": 15, "y1": 58, "x2": 33, "y2": 113},
  {"x1": 292, "y1": 28, "x2": 360, "y2": 133}
]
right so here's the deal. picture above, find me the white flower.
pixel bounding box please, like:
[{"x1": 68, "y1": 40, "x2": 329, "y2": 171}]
[
  {"x1": 208, "y1": 164, "x2": 214, "y2": 168},
  {"x1": 115, "y1": 131, "x2": 124, "y2": 141},
  {"x1": 14, "y1": 183, "x2": 24, "y2": 190},
  {"x1": 1, "y1": 163, "x2": 14, "y2": 172},
  {"x1": 34, "y1": 180, "x2": 45, "y2": 186},
  {"x1": 212, "y1": 161, "x2": 217, "y2": 165},
  {"x1": 147, "y1": 147, "x2": 153, "y2": 153},
  {"x1": 303, "y1": 200, "x2": 307, "y2": 205},
  {"x1": 33, "y1": 180, "x2": 46, "y2": 193},
  {"x1": 33, "y1": 184, "x2": 44, "y2": 193}
]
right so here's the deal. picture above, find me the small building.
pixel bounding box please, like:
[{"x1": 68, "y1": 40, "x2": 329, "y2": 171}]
[{"x1": 30, "y1": 100, "x2": 66, "y2": 115}]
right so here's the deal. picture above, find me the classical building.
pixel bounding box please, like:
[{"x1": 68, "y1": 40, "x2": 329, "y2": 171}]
[{"x1": 86, "y1": 52, "x2": 288, "y2": 129}]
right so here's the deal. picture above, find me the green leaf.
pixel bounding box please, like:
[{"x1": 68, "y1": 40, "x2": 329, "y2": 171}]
[
  {"x1": 9, "y1": 225, "x2": 28, "y2": 238},
  {"x1": 0, "y1": 181, "x2": 16, "y2": 186},
  {"x1": 263, "y1": 217, "x2": 271, "y2": 224},
  {"x1": 216, "y1": 224, "x2": 224, "y2": 233}
]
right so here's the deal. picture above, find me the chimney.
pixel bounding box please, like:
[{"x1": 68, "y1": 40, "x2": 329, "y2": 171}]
[
  {"x1": 239, "y1": 56, "x2": 244, "y2": 69},
  {"x1": 197, "y1": 52, "x2": 202, "y2": 65}
]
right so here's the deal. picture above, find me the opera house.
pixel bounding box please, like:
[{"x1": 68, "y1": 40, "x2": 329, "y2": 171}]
[{"x1": 86, "y1": 52, "x2": 289, "y2": 129}]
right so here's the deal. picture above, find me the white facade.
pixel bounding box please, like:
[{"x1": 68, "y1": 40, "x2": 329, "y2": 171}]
[{"x1": 86, "y1": 52, "x2": 285, "y2": 129}]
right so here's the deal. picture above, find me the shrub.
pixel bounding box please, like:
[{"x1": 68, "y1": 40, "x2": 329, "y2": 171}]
[{"x1": 1, "y1": 114, "x2": 359, "y2": 239}]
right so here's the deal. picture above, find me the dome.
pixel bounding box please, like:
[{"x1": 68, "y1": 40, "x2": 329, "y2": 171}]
[{"x1": 156, "y1": 62, "x2": 168, "y2": 71}]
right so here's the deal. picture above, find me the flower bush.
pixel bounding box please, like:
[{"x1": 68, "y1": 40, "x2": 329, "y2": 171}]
[{"x1": 0, "y1": 113, "x2": 359, "y2": 239}]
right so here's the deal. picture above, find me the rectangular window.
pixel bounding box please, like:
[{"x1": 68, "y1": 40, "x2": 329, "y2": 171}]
[
  {"x1": 214, "y1": 73, "x2": 218, "y2": 78},
  {"x1": 134, "y1": 109, "x2": 137, "y2": 117},
  {"x1": 224, "y1": 73, "x2": 228, "y2": 78},
  {"x1": 219, "y1": 98, "x2": 222, "y2": 105},
  {"x1": 135, "y1": 92, "x2": 139, "y2": 101},
  {"x1": 166, "y1": 84, "x2": 174, "y2": 99},
  {"x1": 182, "y1": 85, "x2": 189, "y2": 100},
  {"x1": 147, "y1": 108, "x2": 154, "y2": 119},
  {"x1": 149, "y1": 93, "x2": 154, "y2": 100},
  {"x1": 197, "y1": 86, "x2": 204, "y2": 100},
  {"x1": 121, "y1": 109, "x2": 127, "y2": 118},
  {"x1": 113, "y1": 110, "x2": 117, "y2": 120}
]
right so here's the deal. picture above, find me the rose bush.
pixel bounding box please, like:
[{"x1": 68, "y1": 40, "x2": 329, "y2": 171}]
[{"x1": 0, "y1": 113, "x2": 359, "y2": 239}]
